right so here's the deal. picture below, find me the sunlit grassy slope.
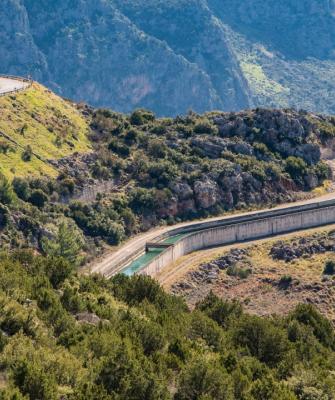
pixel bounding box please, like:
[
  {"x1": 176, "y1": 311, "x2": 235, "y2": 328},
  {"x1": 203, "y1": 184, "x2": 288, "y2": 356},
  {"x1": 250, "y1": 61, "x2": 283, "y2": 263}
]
[{"x1": 0, "y1": 83, "x2": 91, "y2": 179}]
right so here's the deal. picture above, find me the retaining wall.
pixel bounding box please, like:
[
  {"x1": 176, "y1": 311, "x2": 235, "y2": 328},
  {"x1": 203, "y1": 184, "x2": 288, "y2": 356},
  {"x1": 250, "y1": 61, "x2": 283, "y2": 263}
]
[{"x1": 139, "y1": 202, "x2": 335, "y2": 277}]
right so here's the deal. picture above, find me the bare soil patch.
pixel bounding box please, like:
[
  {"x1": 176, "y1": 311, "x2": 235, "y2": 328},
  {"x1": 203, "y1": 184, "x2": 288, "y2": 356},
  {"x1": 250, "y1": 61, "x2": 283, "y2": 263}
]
[{"x1": 162, "y1": 226, "x2": 335, "y2": 322}]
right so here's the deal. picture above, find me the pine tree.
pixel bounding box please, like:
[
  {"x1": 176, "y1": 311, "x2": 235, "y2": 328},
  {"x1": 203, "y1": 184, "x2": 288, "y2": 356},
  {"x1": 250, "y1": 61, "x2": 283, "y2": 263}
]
[{"x1": 42, "y1": 222, "x2": 83, "y2": 265}]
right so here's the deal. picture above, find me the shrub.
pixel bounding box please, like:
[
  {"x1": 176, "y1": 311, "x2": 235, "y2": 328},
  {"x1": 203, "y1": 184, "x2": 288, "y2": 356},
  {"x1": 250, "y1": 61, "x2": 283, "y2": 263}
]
[
  {"x1": 13, "y1": 177, "x2": 31, "y2": 201},
  {"x1": 150, "y1": 125, "x2": 167, "y2": 135},
  {"x1": 279, "y1": 275, "x2": 293, "y2": 288},
  {"x1": 193, "y1": 119, "x2": 218, "y2": 135},
  {"x1": 175, "y1": 359, "x2": 233, "y2": 400},
  {"x1": 130, "y1": 109, "x2": 155, "y2": 126},
  {"x1": 124, "y1": 129, "x2": 139, "y2": 145},
  {"x1": 13, "y1": 360, "x2": 58, "y2": 400},
  {"x1": 285, "y1": 156, "x2": 307, "y2": 180},
  {"x1": 0, "y1": 140, "x2": 12, "y2": 154},
  {"x1": 233, "y1": 315, "x2": 290, "y2": 366},
  {"x1": 21, "y1": 145, "x2": 33, "y2": 162},
  {"x1": 0, "y1": 175, "x2": 14, "y2": 205},
  {"x1": 108, "y1": 138, "x2": 129, "y2": 157},
  {"x1": 148, "y1": 139, "x2": 167, "y2": 159},
  {"x1": 227, "y1": 265, "x2": 252, "y2": 279},
  {"x1": 29, "y1": 189, "x2": 48, "y2": 208},
  {"x1": 20, "y1": 123, "x2": 28, "y2": 136},
  {"x1": 129, "y1": 188, "x2": 157, "y2": 214},
  {"x1": 323, "y1": 260, "x2": 335, "y2": 275}
]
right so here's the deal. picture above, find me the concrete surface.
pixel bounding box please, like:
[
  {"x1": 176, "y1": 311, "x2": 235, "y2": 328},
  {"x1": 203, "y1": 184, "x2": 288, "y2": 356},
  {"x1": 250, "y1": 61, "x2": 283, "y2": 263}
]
[{"x1": 90, "y1": 191, "x2": 335, "y2": 277}]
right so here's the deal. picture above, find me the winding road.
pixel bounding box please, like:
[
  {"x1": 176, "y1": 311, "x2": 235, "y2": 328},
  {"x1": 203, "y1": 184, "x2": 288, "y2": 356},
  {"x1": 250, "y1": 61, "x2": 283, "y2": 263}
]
[
  {"x1": 90, "y1": 190, "x2": 335, "y2": 278},
  {"x1": 0, "y1": 76, "x2": 30, "y2": 96}
]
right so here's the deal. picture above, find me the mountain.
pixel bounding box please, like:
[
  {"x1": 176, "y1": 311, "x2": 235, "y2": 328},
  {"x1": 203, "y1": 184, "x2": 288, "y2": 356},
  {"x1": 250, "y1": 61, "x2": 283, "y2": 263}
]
[{"x1": 2, "y1": 0, "x2": 335, "y2": 116}]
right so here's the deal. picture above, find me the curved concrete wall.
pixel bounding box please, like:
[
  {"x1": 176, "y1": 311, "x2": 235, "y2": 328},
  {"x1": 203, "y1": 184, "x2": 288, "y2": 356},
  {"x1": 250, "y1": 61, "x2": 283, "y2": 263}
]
[{"x1": 139, "y1": 202, "x2": 335, "y2": 277}]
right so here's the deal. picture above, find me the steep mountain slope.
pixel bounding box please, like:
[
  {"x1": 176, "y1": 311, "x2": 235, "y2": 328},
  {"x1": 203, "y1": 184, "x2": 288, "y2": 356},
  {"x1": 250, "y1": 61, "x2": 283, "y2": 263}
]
[
  {"x1": 208, "y1": 0, "x2": 335, "y2": 60},
  {"x1": 113, "y1": 0, "x2": 252, "y2": 111},
  {"x1": 1, "y1": 0, "x2": 335, "y2": 115},
  {"x1": 0, "y1": 0, "x2": 47, "y2": 82}
]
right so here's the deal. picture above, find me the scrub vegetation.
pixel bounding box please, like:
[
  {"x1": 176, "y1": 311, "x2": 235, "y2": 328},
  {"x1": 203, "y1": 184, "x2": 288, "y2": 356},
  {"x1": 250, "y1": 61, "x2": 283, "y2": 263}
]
[{"x1": 0, "y1": 252, "x2": 333, "y2": 399}]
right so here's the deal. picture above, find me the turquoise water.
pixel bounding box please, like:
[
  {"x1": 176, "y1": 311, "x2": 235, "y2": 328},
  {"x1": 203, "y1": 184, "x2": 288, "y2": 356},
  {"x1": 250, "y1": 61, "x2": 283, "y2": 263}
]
[{"x1": 121, "y1": 233, "x2": 187, "y2": 276}]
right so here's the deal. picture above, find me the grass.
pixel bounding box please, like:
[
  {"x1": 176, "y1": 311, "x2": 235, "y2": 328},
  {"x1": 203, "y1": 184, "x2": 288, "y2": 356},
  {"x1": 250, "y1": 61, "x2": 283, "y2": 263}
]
[
  {"x1": 240, "y1": 62, "x2": 289, "y2": 98},
  {"x1": 0, "y1": 83, "x2": 91, "y2": 179}
]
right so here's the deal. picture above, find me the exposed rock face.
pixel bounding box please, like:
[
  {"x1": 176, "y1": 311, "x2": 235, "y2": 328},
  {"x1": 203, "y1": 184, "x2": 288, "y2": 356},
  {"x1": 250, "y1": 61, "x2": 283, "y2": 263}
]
[
  {"x1": 213, "y1": 109, "x2": 322, "y2": 165},
  {"x1": 75, "y1": 312, "x2": 101, "y2": 325},
  {"x1": 1, "y1": 0, "x2": 222, "y2": 115},
  {"x1": 2, "y1": 1, "x2": 335, "y2": 115},
  {"x1": 194, "y1": 180, "x2": 221, "y2": 209},
  {"x1": 0, "y1": 0, "x2": 47, "y2": 80}
]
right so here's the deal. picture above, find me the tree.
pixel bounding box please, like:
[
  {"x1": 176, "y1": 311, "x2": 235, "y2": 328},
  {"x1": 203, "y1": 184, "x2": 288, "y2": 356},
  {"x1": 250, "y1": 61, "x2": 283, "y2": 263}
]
[
  {"x1": 41, "y1": 222, "x2": 83, "y2": 266},
  {"x1": 44, "y1": 257, "x2": 75, "y2": 288},
  {"x1": 251, "y1": 376, "x2": 296, "y2": 400},
  {"x1": 13, "y1": 360, "x2": 57, "y2": 400},
  {"x1": 233, "y1": 315, "x2": 290, "y2": 367},
  {"x1": 196, "y1": 291, "x2": 243, "y2": 329},
  {"x1": 289, "y1": 304, "x2": 335, "y2": 349},
  {"x1": 175, "y1": 359, "x2": 233, "y2": 400}
]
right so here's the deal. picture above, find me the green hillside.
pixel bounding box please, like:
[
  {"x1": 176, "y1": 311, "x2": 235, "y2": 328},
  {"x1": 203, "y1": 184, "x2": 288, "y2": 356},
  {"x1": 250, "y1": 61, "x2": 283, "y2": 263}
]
[{"x1": 0, "y1": 83, "x2": 91, "y2": 179}]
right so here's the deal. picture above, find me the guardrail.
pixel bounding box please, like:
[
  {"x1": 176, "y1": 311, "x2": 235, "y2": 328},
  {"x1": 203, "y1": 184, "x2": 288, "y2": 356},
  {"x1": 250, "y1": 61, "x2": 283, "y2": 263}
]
[{"x1": 0, "y1": 75, "x2": 33, "y2": 97}]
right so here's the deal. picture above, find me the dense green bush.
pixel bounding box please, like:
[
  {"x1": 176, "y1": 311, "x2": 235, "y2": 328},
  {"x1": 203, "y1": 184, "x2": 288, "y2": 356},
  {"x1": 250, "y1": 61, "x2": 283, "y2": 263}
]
[
  {"x1": 29, "y1": 189, "x2": 48, "y2": 208},
  {"x1": 0, "y1": 175, "x2": 14, "y2": 205},
  {"x1": 285, "y1": 156, "x2": 307, "y2": 180},
  {"x1": 13, "y1": 177, "x2": 31, "y2": 201},
  {"x1": 0, "y1": 254, "x2": 331, "y2": 399},
  {"x1": 323, "y1": 260, "x2": 335, "y2": 275},
  {"x1": 130, "y1": 109, "x2": 155, "y2": 126}
]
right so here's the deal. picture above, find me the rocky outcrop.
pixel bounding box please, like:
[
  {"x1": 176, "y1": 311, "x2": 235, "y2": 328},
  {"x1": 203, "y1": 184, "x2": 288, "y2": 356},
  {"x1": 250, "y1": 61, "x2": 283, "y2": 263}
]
[
  {"x1": 270, "y1": 232, "x2": 335, "y2": 262},
  {"x1": 194, "y1": 180, "x2": 221, "y2": 209},
  {"x1": 212, "y1": 109, "x2": 322, "y2": 165}
]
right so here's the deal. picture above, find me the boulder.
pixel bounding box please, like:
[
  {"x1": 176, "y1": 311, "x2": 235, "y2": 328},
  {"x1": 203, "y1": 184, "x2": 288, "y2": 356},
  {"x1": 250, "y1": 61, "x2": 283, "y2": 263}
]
[{"x1": 194, "y1": 180, "x2": 221, "y2": 209}]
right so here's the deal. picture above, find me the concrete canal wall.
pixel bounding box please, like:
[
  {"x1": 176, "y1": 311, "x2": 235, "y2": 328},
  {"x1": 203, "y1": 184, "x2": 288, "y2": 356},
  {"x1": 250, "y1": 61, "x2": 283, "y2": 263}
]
[{"x1": 139, "y1": 201, "x2": 335, "y2": 277}]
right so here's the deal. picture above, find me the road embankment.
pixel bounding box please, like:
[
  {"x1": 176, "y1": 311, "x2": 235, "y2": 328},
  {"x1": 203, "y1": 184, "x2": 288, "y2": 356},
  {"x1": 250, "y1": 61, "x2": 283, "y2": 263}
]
[{"x1": 139, "y1": 199, "x2": 335, "y2": 277}]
